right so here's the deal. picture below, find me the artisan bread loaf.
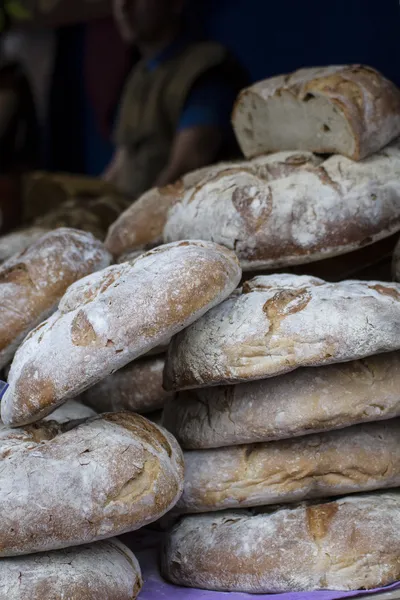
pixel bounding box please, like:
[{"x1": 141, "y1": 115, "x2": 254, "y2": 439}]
[
  {"x1": 105, "y1": 161, "x2": 243, "y2": 258},
  {"x1": 0, "y1": 412, "x2": 183, "y2": 556},
  {"x1": 232, "y1": 65, "x2": 400, "y2": 161},
  {"x1": 163, "y1": 351, "x2": 400, "y2": 448},
  {"x1": 163, "y1": 491, "x2": 400, "y2": 592},
  {"x1": 164, "y1": 274, "x2": 400, "y2": 389},
  {"x1": 2, "y1": 240, "x2": 241, "y2": 427},
  {"x1": 164, "y1": 141, "x2": 400, "y2": 271},
  {"x1": 0, "y1": 228, "x2": 111, "y2": 370},
  {"x1": 178, "y1": 419, "x2": 400, "y2": 513},
  {"x1": 82, "y1": 355, "x2": 173, "y2": 414},
  {"x1": 0, "y1": 227, "x2": 48, "y2": 264},
  {"x1": 0, "y1": 538, "x2": 142, "y2": 600}
]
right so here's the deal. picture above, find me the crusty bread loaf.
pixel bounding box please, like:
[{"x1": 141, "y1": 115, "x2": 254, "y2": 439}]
[
  {"x1": 163, "y1": 351, "x2": 400, "y2": 449},
  {"x1": 82, "y1": 356, "x2": 173, "y2": 414},
  {"x1": 0, "y1": 538, "x2": 142, "y2": 600},
  {"x1": 0, "y1": 227, "x2": 49, "y2": 264},
  {"x1": 164, "y1": 141, "x2": 400, "y2": 271},
  {"x1": 178, "y1": 419, "x2": 400, "y2": 513},
  {"x1": 163, "y1": 491, "x2": 400, "y2": 592},
  {"x1": 164, "y1": 274, "x2": 400, "y2": 390},
  {"x1": 0, "y1": 412, "x2": 183, "y2": 556},
  {"x1": 232, "y1": 65, "x2": 400, "y2": 161},
  {"x1": 105, "y1": 161, "x2": 247, "y2": 258},
  {"x1": 2, "y1": 240, "x2": 241, "y2": 427},
  {"x1": 0, "y1": 228, "x2": 111, "y2": 370}
]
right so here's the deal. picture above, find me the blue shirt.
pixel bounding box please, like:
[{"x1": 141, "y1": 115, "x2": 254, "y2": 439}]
[{"x1": 146, "y1": 34, "x2": 237, "y2": 135}]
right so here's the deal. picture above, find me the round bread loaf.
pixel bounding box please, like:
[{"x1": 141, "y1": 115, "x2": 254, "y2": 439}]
[
  {"x1": 0, "y1": 538, "x2": 142, "y2": 600},
  {"x1": 0, "y1": 228, "x2": 111, "y2": 370},
  {"x1": 178, "y1": 419, "x2": 400, "y2": 513},
  {"x1": 0, "y1": 412, "x2": 183, "y2": 556},
  {"x1": 0, "y1": 227, "x2": 49, "y2": 264},
  {"x1": 232, "y1": 65, "x2": 400, "y2": 161},
  {"x1": 163, "y1": 351, "x2": 400, "y2": 448},
  {"x1": 82, "y1": 356, "x2": 173, "y2": 414},
  {"x1": 2, "y1": 240, "x2": 241, "y2": 427},
  {"x1": 163, "y1": 491, "x2": 400, "y2": 593},
  {"x1": 164, "y1": 140, "x2": 400, "y2": 271},
  {"x1": 164, "y1": 274, "x2": 400, "y2": 390},
  {"x1": 105, "y1": 161, "x2": 244, "y2": 258}
]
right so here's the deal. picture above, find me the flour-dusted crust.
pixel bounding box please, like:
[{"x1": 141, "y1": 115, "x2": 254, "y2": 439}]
[
  {"x1": 233, "y1": 65, "x2": 400, "y2": 161},
  {"x1": 164, "y1": 274, "x2": 400, "y2": 390},
  {"x1": 163, "y1": 351, "x2": 400, "y2": 448},
  {"x1": 0, "y1": 227, "x2": 49, "y2": 264},
  {"x1": 82, "y1": 355, "x2": 173, "y2": 414},
  {"x1": 105, "y1": 161, "x2": 248, "y2": 258},
  {"x1": 2, "y1": 240, "x2": 241, "y2": 427},
  {"x1": 178, "y1": 419, "x2": 400, "y2": 513},
  {"x1": 0, "y1": 228, "x2": 111, "y2": 370},
  {"x1": 163, "y1": 491, "x2": 400, "y2": 592},
  {"x1": 0, "y1": 412, "x2": 183, "y2": 556},
  {"x1": 164, "y1": 141, "x2": 400, "y2": 271},
  {"x1": 0, "y1": 538, "x2": 142, "y2": 600}
]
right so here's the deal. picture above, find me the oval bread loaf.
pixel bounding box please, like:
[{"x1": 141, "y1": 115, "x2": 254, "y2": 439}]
[
  {"x1": 164, "y1": 274, "x2": 400, "y2": 390},
  {"x1": 178, "y1": 419, "x2": 400, "y2": 513},
  {"x1": 164, "y1": 141, "x2": 400, "y2": 271},
  {"x1": 0, "y1": 228, "x2": 111, "y2": 370},
  {"x1": 232, "y1": 65, "x2": 400, "y2": 161},
  {"x1": 163, "y1": 351, "x2": 400, "y2": 448},
  {"x1": 163, "y1": 491, "x2": 400, "y2": 593},
  {"x1": 105, "y1": 161, "x2": 246, "y2": 258},
  {"x1": 0, "y1": 412, "x2": 183, "y2": 556},
  {"x1": 82, "y1": 355, "x2": 173, "y2": 414},
  {"x1": 2, "y1": 240, "x2": 241, "y2": 427},
  {"x1": 0, "y1": 538, "x2": 142, "y2": 600}
]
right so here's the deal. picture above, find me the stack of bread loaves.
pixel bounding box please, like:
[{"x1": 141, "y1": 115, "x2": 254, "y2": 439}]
[
  {"x1": 161, "y1": 275, "x2": 400, "y2": 593},
  {"x1": 105, "y1": 65, "x2": 400, "y2": 281},
  {"x1": 0, "y1": 239, "x2": 242, "y2": 599}
]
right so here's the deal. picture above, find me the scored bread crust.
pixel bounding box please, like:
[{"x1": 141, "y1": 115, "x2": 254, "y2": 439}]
[
  {"x1": 0, "y1": 228, "x2": 111, "y2": 369},
  {"x1": 178, "y1": 419, "x2": 400, "y2": 513},
  {"x1": 2, "y1": 240, "x2": 241, "y2": 427},
  {"x1": 105, "y1": 161, "x2": 245, "y2": 258},
  {"x1": 0, "y1": 538, "x2": 142, "y2": 600},
  {"x1": 0, "y1": 412, "x2": 183, "y2": 556},
  {"x1": 164, "y1": 274, "x2": 400, "y2": 390},
  {"x1": 82, "y1": 355, "x2": 173, "y2": 414},
  {"x1": 164, "y1": 141, "x2": 400, "y2": 271},
  {"x1": 232, "y1": 65, "x2": 400, "y2": 161},
  {"x1": 163, "y1": 351, "x2": 400, "y2": 449},
  {"x1": 163, "y1": 491, "x2": 400, "y2": 593}
]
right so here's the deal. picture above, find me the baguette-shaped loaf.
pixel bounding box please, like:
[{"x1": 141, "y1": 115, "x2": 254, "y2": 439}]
[
  {"x1": 82, "y1": 355, "x2": 173, "y2": 414},
  {"x1": 2, "y1": 240, "x2": 241, "y2": 427},
  {"x1": 232, "y1": 65, "x2": 400, "y2": 161},
  {"x1": 0, "y1": 538, "x2": 142, "y2": 600},
  {"x1": 163, "y1": 491, "x2": 400, "y2": 592},
  {"x1": 164, "y1": 274, "x2": 400, "y2": 389},
  {"x1": 178, "y1": 419, "x2": 400, "y2": 513},
  {"x1": 163, "y1": 351, "x2": 400, "y2": 448},
  {"x1": 164, "y1": 141, "x2": 400, "y2": 271},
  {"x1": 0, "y1": 412, "x2": 183, "y2": 556},
  {"x1": 0, "y1": 228, "x2": 111, "y2": 369},
  {"x1": 105, "y1": 161, "x2": 246, "y2": 258}
]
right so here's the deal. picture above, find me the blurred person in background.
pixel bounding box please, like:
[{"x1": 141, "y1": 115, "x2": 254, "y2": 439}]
[{"x1": 104, "y1": 0, "x2": 247, "y2": 199}]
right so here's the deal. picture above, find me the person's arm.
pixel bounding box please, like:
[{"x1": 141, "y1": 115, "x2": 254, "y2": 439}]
[
  {"x1": 155, "y1": 125, "x2": 222, "y2": 187},
  {"x1": 102, "y1": 146, "x2": 127, "y2": 183}
]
